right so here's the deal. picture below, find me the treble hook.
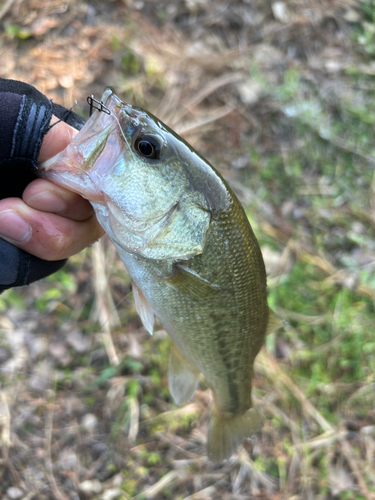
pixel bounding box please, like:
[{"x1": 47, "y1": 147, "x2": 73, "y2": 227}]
[{"x1": 87, "y1": 95, "x2": 111, "y2": 117}]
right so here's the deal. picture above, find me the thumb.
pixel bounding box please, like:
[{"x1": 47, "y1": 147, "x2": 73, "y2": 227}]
[{"x1": 39, "y1": 116, "x2": 78, "y2": 162}]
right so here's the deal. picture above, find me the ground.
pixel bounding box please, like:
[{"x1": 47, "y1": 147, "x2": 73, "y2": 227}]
[{"x1": 0, "y1": 0, "x2": 374, "y2": 499}]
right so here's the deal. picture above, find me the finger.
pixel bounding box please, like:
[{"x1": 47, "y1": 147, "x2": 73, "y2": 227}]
[
  {"x1": 39, "y1": 115, "x2": 78, "y2": 162},
  {"x1": 0, "y1": 198, "x2": 104, "y2": 261},
  {"x1": 23, "y1": 178, "x2": 95, "y2": 222}
]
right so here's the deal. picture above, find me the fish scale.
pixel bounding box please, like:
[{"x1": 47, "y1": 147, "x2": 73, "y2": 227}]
[{"x1": 39, "y1": 87, "x2": 279, "y2": 462}]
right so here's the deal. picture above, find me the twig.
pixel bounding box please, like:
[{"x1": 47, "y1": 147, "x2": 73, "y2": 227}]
[
  {"x1": 253, "y1": 395, "x2": 301, "y2": 436},
  {"x1": 171, "y1": 72, "x2": 243, "y2": 125},
  {"x1": 142, "y1": 402, "x2": 203, "y2": 428},
  {"x1": 256, "y1": 351, "x2": 332, "y2": 432},
  {"x1": 91, "y1": 240, "x2": 120, "y2": 367},
  {"x1": 156, "y1": 431, "x2": 201, "y2": 459},
  {"x1": 136, "y1": 470, "x2": 183, "y2": 499},
  {"x1": 263, "y1": 235, "x2": 375, "y2": 303},
  {"x1": 238, "y1": 450, "x2": 277, "y2": 493},
  {"x1": 339, "y1": 438, "x2": 375, "y2": 500},
  {"x1": 183, "y1": 486, "x2": 216, "y2": 500},
  {"x1": 0, "y1": 391, "x2": 11, "y2": 458},
  {"x1": 44, "y1": 392, "x2": 67, "y2": 500},
  {"x1": 257, "y1": 352, "x2": 375, "y2": 499},
  {"x1": 0, "y1": 0, "x2": 17, "y2": 22},
  {"x1": 176, "y1": 105, "x2": 235, "y2": 135},
  {"x1": 299, "y1": 252, "x2": 375, "y2": 302},
  {"x1": 23, "y1": 492, "x2": 37, "y2": 500},
  {"x1": 128, "y1": 397, "x2": 139, "y2": 443},
  {"x1": 298, "y1": 429, "x2": 343, "y2": 450}
]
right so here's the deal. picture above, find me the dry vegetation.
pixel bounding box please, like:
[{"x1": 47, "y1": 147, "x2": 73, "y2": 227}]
[{"x1": 0, "y1": 0, "x2": 374, "y2": 499}]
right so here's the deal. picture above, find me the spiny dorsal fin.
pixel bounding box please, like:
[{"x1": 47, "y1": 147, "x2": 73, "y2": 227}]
[
  {"x1": 132, "y1": 280, "x2": 154, "y2": 335},
  {"x1": 168, "y1": 342, "x2": 200, "y2": 405}
]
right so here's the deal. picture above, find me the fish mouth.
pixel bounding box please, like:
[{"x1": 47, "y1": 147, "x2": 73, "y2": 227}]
[{"x1": 39, "y1": 162, "x2": 107, "y2": 204}]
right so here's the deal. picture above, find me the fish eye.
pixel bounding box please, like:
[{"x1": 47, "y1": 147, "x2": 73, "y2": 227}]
[{"x1": 134, "y1": 135, "x2": 161, "y2": 159}]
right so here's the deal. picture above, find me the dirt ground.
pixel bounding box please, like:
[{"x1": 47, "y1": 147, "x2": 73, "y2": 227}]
[{"x1": 0, "y1": 1, "x2": 374, "y2": 499}]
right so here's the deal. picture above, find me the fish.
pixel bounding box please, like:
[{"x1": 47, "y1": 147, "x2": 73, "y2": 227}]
[{"x1": 39, "y1": 87, "x2": 278, "y2": 462}]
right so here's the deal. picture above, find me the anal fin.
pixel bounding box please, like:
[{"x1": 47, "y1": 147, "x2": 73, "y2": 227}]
[
  {"x1": 265, "y1": 307, "x2": 283, "y2": 336},
  {"x1": 132, "y1": 280, "x2": 154, "y2": 335},
  {"x1": 169, "y1": 342, "x2": 200, "y2": 405}
]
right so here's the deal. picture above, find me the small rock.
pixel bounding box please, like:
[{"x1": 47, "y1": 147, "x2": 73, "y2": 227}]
[
  {"x1": 261, "y1": 246, "x2": 282, "y2": 275},
  {"x1": 6, "y1": 487, "x2": 23, "y2": 499},
  {"x1": 361, "y1": 425, "x2": 375, "y2": 435},
  {"x1": 0, "y1": 347, "x2": 10, "y2": 363},
  {"x1": 112, "y1": 473, "x2": 124, "y2": 488},
  {"x1": 325, "y1": 59, "x2": 344, "y2": 72},
  {"x1": 66, "y1": 329, "x2": 91, "y2": 353},
  {"x1": 79, "y1": 479, "x2": 102, "y2": 494},
  {"x1": 253, "y1": 44, "x2": 284, "y2": 66},
  {"x1": 65, "y1": 395, "x2": 85, "y2": 416},
  {"x1": 126, "y1": 333, "x2": 142, "y2": 358},
  {"x1": 101, "y1": 489, "x2": 123, "y2": 500},
  {"x1": 49, "y1": 342, "x2": 71, "y2": 366},
  {"x1": 280, "y1": 200, "x2": 295, "y2": 217},
  {"x1": 58, "y1": 449, "x2": 78, "y2": 471},
  {"x1": 329, "y1": 464, "x2": 354, "y2": 496},
  {"x1": 28, "y1": 360, "x2": 52, "y2": 392},
  {"x1": 237, "y1": 80, "x2": 262, "y2": 105},
  {"x1": 1, "y1": 329, "x2": 28, "y2": 376},
  {"x1": 81, "y1": 413, "x2": 98, "y2": 433},
  {"x1": 231, "y1": 155, "x2": 248, "y2": 170},
  {"x1": 58, "y1": 75, "x2": 74, "y2": 89},
  {"x1": 343, "y1": 9, "x2": 361, "y2": 23},
  {"x1": 0, "y1": 315, "x2": 15, "y2": 331},
  {"x1": 184, "y1": 0, "x2": 206, "y2": 13},
  {"x1": 185, "y1": 40, "x2": 213, "y2": 58},
  {"x1": 49, "y1": 342, "x2": 67, "y2": 359},
  {"x1": 272, "y1": 2, "x2": 290, "y2": 23},
  {"x1": 25, "y1": 334, "x2": 48, "y2": 361}
]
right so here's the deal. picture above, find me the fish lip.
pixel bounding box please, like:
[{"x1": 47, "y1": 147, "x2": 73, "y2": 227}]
[
  {"x1": 39, "y1": 168, "x2": 107, "y2": 204},
  {"x1": 123, "y1": 105, "x2": 133, "y2": 118}
]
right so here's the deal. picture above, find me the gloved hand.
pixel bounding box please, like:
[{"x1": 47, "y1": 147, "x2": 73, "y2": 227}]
[{"x1": 0, "y1": 78, "x2": 103, "y2": 292}]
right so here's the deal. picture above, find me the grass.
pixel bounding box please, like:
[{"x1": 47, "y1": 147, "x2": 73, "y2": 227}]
[{"x1": 1, "y1": 0, "x2": 375, "y2": 499}]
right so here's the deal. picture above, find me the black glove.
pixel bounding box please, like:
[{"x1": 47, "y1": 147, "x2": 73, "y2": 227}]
[{"x1": 0, "y1": 78, "x2": 86, "y2": 292}]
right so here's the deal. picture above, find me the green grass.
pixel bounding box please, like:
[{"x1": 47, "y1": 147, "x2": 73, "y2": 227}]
[{"x1": 2, "y1": 2, "x2": 375, "y2": 497}]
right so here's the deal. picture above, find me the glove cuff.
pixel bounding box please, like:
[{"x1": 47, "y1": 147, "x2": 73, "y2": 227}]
[
  {"x1": 0, "y1": 238, "x2": 67, "y2": 292},
  {"x1": 11, "y1": 94, "x2": 52, "y2": 169}
]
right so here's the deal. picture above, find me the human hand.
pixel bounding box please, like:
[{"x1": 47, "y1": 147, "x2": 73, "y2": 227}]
[
  {"x1": 0, "y1": 78, "x2": 104, "y2": 291},
  {"x1": 0, "y1": 117, "x2": 104, "y2": 261}
]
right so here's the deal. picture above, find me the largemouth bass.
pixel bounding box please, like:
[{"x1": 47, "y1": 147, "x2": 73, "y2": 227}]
[{"x1": 39, "y1": 88, "x2": 277, "y2": 462}]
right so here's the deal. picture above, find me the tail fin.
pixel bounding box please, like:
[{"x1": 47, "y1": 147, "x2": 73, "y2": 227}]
[{"x1": 207, "y1": 406, "x2": 262, "y2": 463}]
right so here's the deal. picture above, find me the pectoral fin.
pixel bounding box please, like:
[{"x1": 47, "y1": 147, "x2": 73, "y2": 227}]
[
  {"x1": 132, "y1": 281, "x2": 154, "y2": 336},
  {"x1": 168, "y1": 342, "x2": 200, "y2": 405},
  {"x1": 164, "y1": 264, "x2": 223, "y2": 300}
]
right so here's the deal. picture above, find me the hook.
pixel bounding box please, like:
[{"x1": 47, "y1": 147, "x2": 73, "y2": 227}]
[{"x1": 87, "y1": 95, "x2": 111, "y2": 117}]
